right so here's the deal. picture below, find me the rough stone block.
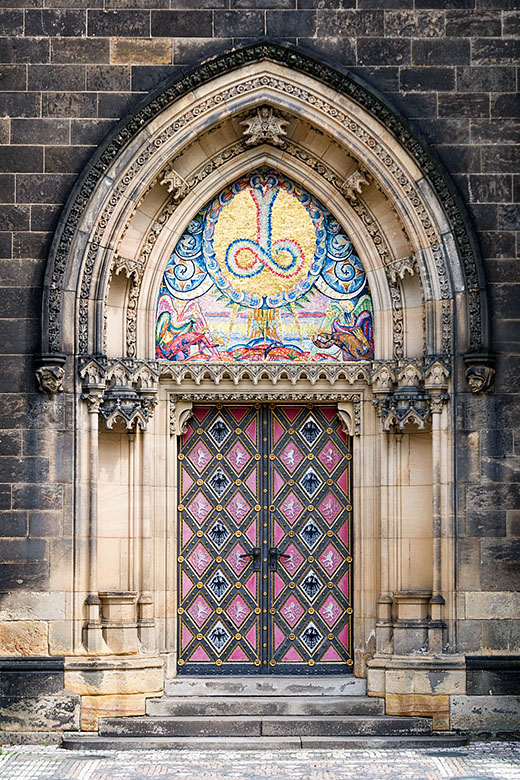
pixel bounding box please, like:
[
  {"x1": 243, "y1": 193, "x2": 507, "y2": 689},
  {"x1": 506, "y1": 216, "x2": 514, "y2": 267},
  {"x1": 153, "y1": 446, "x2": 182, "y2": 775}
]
[
  {"x1": 358, "y1": 37, "x2": 410, "y2": 65},
  {"x1": 51, "y1": 38, "x2": 110, "y2": 64},
  {"x1": 0, "y1": 621, "x2": 48, "y2": 656},
  {"x1": 400, "y1": 66, "x2": 455, "y2": 92},
  {"x1": 16, "y1": 173, "x2": 77, "y2": 205},
  {"x1": 413, "y1": 38, "x2": 470, "y2": 65},
  {"x1": 87, "y1": 64, "x2": 131, "y2": 92},
  {"x1": 131, "y1": 65, "x2": 181, "y2": 93},
  {"x1": 65, "y1": 666, "x2": 163, "y2": 696},
  {"x1": 25, "y1": 9, "x2": 86, "y2": 37},
  {"x1": 81, "y1": 693, "x2": 147, "y2": 731},
  {"x1": 315, "y1": 10, "x2": 383, "y2": 36},
  {"x1": 450, "y1": 695, "x2": 520, "y2": 733},
  {"x1": 445, "y1": 10, "x2": 502, "y2": 37},
  {"x1": 42, "y1": 92, "x2": 97, "y2": 118},
  {"x1": 0, "y1": 147, "x2": 43, "y2": 175},
  {"x1": 110, "y1": 38, "x2": 172, "y2": 65},
  {"x1": 213, "y1": 10, "x2": 264, "y2": 37},
  {"x1": 0, "y1": 93, "x2": 41, "y2": 118},
  {"x1": 438, "y1": 93, "x2": 489, "y2": 118},
  {"x1": 0, "y1": 65, "x2": 26, "y2": 91},
  {"x1": 482, "y1": 620, "x2": 520, "y2": 653},
  {"x1": 466, "y1": 510, "x2": 506, "y2": 537},
  {"x1": 386, "y1": 694, "x2": 450, "y2": 730},
  {"x1": 0, "y1": 38, "x2": 49, "y2": 65},
  {"x1": 0, "y1": 9, "x2": 23, "y2": 35},
  {"x1": 151, "y1": 10, "x2": 212, "y2": 37},
  {"x1": 11, "y1": 119, "x2": 69, "y2": 146},
  {"x1": 471, "y1": 119, "x2": 519, "y2": 144},
  {"x1": 0, "y1": 511, "x2": 27, "y2": 537},
  {"x1": 88, "y1": 9, "x2": 150, "y2": 37},
  {"x1": 28, "y1": 64, "x2": 85, "y2": 92},
  {"x1": 299, "y1": 37, "x2": 357, "y2": 65},
  {"x1": 385, "y1": 10, "x2": 444, "y2": 37},
  {"x1": 173, "y1": 37, "x2": 231, "y2": 66},
  {"x1": 266, "y1": 10, "x2": 316, "y2": 36},
  {"x1": 467, "y1": 670, "x2": 520, "y2": 696},
  {"x1": 71, "y1": 118, "x2": 118, "y2": 145},
  {"x1": 472, "y1": 38, "x2": 520, "y2": 65},
  {"x1": 0, "y1": 692, "x2": 79, "y2": 732},
  {"x1": 481, "y1": 539, "x2": 520, "y2": 591}
]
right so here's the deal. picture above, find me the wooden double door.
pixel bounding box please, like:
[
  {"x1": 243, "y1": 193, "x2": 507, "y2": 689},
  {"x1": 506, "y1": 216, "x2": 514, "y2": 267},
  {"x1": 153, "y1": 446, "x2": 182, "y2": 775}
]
[{"x1": 177, "y1": 403, "x2": 353, "y2": 674}]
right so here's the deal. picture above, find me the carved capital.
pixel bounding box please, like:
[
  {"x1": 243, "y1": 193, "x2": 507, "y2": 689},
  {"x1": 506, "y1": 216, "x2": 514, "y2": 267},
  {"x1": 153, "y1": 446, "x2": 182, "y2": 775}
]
[
  {"x1": 463, "y1": 352, "x2": 495, "y2": 394},
  {"x1": 424, "y1": 358, "x2": 450, "y2": 392},
  {"x1": 35, "y1": 353, "x2": 66, "y2": 394}
]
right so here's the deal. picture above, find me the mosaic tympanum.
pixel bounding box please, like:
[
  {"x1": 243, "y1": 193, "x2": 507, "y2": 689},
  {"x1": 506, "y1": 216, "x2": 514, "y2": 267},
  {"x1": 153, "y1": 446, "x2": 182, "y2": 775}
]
[{"x1": 156, "y1": 169, "x2": 374, "y2": 362}]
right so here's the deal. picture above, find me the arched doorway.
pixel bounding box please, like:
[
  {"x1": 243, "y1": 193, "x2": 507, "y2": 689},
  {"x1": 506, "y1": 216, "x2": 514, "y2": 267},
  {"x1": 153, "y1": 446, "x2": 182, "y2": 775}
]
[{"x1": 39, "y1": 43, "x2": 490, "y2": 720}]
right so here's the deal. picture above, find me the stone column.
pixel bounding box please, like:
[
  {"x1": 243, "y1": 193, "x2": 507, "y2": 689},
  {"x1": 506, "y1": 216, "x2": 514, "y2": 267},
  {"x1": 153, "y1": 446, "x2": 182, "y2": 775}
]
[
  {"x1": 83, "y1": 388, "x2": 107, "y2": 654},
  {"x1": 139, "y1": 422, "x2": 155, "y2": 651}
]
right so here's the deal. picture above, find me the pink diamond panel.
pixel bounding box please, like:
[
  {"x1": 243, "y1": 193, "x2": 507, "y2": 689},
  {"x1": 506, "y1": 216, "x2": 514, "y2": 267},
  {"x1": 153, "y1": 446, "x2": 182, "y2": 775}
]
[
  {"x1": 280, "y1": 544, "x2": 304, "y2": 576},
  {"x1": 226, "y1": 595, "x2": 250, "y2": 627},
  {"x1": 187, "y1": 442, "x2": 212, "y2": 473},
  {"x1": 227, "y1": 543, "x2": 249, "y2": 575},
  {"x1": 319, "y1": 595, "x2": 343, "y2": 627},
  {"x1": 318, "y1": 492, "x2": 342, "y2": 524},
  {"x1": 188, "y1": 543, "x2": 212, "y2": 576},
  {"x1": 319, "y1": 544, "x2": 343, "y2": 575},
  {"x1": 318, "y1": 441, "x2": 342, "y2": 471},
  {"x1": 278, "y1": 443, "x2": 303, "y2": 473},
  {"x1": 228, "y1": 442, "x2": 251, "y2": 473},
  {"x1": 279, "y1": 492, "x2": 304, "y2": 524},
  {"x1": 188, "y1": 595, "x2": 212, "y2": 627},
  {"x1": 280, "y1": 596, "x2": 304, "y2": 627},
  {"x1": 227, "y1": 492, "x2": 251, "y2": 524},
  {"x1": 186, "y1": 491, "x2": 212, "y2": 524}
]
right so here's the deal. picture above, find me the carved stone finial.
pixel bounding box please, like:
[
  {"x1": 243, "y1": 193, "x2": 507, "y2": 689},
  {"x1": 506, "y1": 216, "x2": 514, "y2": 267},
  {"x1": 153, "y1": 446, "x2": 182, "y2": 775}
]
[
  {"x1": 159, "y1": 167, "x2": 189, "y2": 201},
  {"x1": 339, "y1": 168, "x2": 370, "y2": 201},
  {"x1": 240, "y1": 106, "x2": 289, "y2": 146},
  {"x1": 463, "y1": 352, "x2": 495, "y2": 394},
  {"x1": 386, "y1": 255, "x2": 418, "y2": 285},
  {"x1": 35, "y1": 354, "x2": 66, "y2": 394}
]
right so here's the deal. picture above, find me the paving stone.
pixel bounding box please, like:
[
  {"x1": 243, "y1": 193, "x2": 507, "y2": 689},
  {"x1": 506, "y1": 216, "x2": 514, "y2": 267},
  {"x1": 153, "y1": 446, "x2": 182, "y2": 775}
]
[{"x1": 0, "y1": 741, "x2": 519, "y2": 778}]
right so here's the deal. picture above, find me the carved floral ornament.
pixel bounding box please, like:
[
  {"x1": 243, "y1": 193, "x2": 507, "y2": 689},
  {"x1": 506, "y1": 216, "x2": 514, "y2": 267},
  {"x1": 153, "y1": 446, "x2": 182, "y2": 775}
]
[
  {"x1": 41, "y1": 44, "x2": 490, "y2": 397},
  {"x1": 79, "y1": 355, "x2": 450, "y2": 434}
]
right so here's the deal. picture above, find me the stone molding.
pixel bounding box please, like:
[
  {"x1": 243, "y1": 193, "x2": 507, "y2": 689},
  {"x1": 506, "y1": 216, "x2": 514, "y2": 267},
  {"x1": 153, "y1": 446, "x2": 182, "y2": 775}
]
[{"x1": 41, "y1": 42, "x2": 488, "y2": 361}]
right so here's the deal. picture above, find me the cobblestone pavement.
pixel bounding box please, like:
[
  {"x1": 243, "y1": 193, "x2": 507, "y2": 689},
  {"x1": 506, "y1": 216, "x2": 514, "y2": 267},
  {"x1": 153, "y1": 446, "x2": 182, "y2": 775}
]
[{"x1": 0, "y1": 742, "x2": 519, "y2": 780}]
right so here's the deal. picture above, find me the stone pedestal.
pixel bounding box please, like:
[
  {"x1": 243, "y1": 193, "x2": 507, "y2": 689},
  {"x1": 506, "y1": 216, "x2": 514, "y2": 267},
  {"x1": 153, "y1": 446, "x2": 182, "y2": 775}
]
[
  {"x1": 392, "y1": 590, "x2": 431, "y2": 654},
  {"x1": 99, "y1": 592, "x2": 139, "y2": 655}
]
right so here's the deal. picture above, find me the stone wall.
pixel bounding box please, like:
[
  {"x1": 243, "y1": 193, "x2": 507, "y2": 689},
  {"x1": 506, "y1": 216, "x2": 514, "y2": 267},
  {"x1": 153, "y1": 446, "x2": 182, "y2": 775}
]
[{"x1": 0, "y1": 0, "x2": 519, "y2": 734}]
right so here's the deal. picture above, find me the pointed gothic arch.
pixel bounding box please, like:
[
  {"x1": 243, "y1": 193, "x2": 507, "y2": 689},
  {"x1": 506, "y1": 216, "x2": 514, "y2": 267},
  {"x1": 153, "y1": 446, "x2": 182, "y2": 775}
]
[{"x1": 37, "y1": 44, "x2": 494, "y2": 702}]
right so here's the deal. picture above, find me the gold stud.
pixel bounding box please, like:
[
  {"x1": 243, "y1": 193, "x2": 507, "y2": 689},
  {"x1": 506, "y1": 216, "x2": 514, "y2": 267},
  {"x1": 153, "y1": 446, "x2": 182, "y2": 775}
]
[
  {"x1": 269, "y1": 454, "x2": 275, "y2": 460},
  {"x1": 328, "y1": 633, "x2": 334, "y2": 640},
  {"x1": 347, "y1": 454, "x2": 352, "y2": 461},
  {"x1": 216, "y1": 454, "x2": 223, "y2": 460},
  {"x1": 235, "y1": 530, "x2": 242, "y2": 537},
  {"x1": 178, "y1": 505, "x2": 184, "y2": 511},
  {"x1": 288, "y1": 428, "x2": 294, "y2": 434},
  {"x1": 308, "y1": 454, "x2": 314, "y2": 460},
  {"x1": 288, "y1": 480, "x2": 295, "y2": 486},
  {"x1": 196, "y1": 633, "x2": 203, "y2": 640},
  {"x1": 327, "y1": 479, "x2": 333, "y2": 485},
  {"x1": 235, "y1": 479, "x2": 242, "y2": 486},
  {"x1": 177, "y1": 556, "x2": 185, "y2": 563},
  {"x1": 254, "y1": 504, "x2": 261, "y2": 511},
  {"x1": 289, "y1": 582, "x2": 295, "y2": 589},
  {"x1": 327, "y1": 530, "x2": 333, "y2": 537},
  {"x1": 216, "y1": 556, "x2": 222, "y2": 563},
  {"x1": 197, "y1": 428, "x2": 203, "y2": 434},
  {"x1": 254, "y1": 608, "x2": 261, "y2": 615},
  {"x1": 235, "y1": 634, "x2": 242, "y2": 640},
  {"x1": 178, "y1": 454, "x2": 185, "y2": 460},
  {"x1": 328, "y1": 582, "x2": 334, "y2": 589},
  {"x1": 235, "y1": 429, "x2": 241, "y2": 434},
  {"x1": 254, "y1": 659, "x2": 261, "y2": 666},
  {"x1": 289, "y1": 633, "x2": 295, "y2": 640},
  {"x1": 326, "y1": 428, "x2": 333, "y2": 434},
  {"x1": 270, "y1": 660, "x2": 276, "y2": 666},
  {"x1": 197, "y1": 479, "x2": 203, "y2": 486},
  {"x1": 347, "y1": 659, "x2": 353, "y2": 666},
  {"x1": 177, "y1": 608, "x2": 185, "y2": 614},
  {"x1": 178, "y1": 659, "x2": 185, "y2": 666},
  {"x1": 308, "y1": 556, "x2": 315, "y2": 563},
  {"x1": 307, "y1": 506, "x2": 314, "y2": 512},
  {"x1": 346, "y1": 505, "x2": 352, "y2": 511},
  {"x1": 216, "y1": 659, "x2": 223, "y2": 666},
  {"x1": 196, "y1": 530, "x2": 203, "y2": 537},
  {"x1": 269, "y1": 608, "x2": 275, "y2": 615},
  {"x1": 216, "y1": 607, "x2": 223, "y2": 614},
  {"x1": 289, "y1": 531, "x2": 295, "y2": 537},
  {"x1": 347, "y1": 607, "x2": 353, "y2": 614},
  {"x1": 308, "y1": 659, "x2": 315, "y2": 666},
  {"x1": 346, "y1": 556, "x2": 353, "y2": 563},
  {"x1": 308, "y1": 608, "x2": 315, "y2": 614},
  {"x1": 216, "y1": 505, "x2": 222, "y2": 511},
  {"x1": 197, "y1": 582, "x2": 204, "y2": 589},
  {"x1": 255, "y1": 454, "x2": 261, "y2": 460},
  {"x1": 235, "y1": 582, "x2": 242, "y2": 589}
]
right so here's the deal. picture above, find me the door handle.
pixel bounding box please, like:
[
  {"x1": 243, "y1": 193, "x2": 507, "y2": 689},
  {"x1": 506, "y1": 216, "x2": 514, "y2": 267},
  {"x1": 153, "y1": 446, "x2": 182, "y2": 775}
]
[
  {"x1": 239, "y1": 547, "x2": 261, "y2": 572},
  {"x1": 269, "y1": 547, "x2": 291, "y2": 571}
]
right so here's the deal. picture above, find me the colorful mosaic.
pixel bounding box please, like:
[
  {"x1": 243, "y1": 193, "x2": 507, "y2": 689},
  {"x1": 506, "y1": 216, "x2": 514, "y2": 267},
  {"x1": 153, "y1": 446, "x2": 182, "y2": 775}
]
[{"x1": 156, "y1": 169, "x2": 374, "y2": 362}]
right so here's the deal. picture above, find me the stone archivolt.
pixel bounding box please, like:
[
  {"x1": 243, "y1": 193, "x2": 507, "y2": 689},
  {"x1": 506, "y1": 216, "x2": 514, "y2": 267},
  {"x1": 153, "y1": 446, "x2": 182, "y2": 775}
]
[{"x1": 34, "y1": 47, "x2": 494, "y2": 729}]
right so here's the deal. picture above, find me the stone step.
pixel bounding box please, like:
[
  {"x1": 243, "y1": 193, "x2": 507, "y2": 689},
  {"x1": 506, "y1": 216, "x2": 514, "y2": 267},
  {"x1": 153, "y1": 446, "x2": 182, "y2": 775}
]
[
  {"x1": 62, "y1": 733, "x2": 468, "y2": 751},
  {"x1": 98, "y1": 714, "x2": 432, "y2": 738},
  {"x1": 164, "y1": 675, "x2": 366, "y2": 697},
  {"x1": 146, "y1": 694, "x2": 384, "y2": 718}
]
